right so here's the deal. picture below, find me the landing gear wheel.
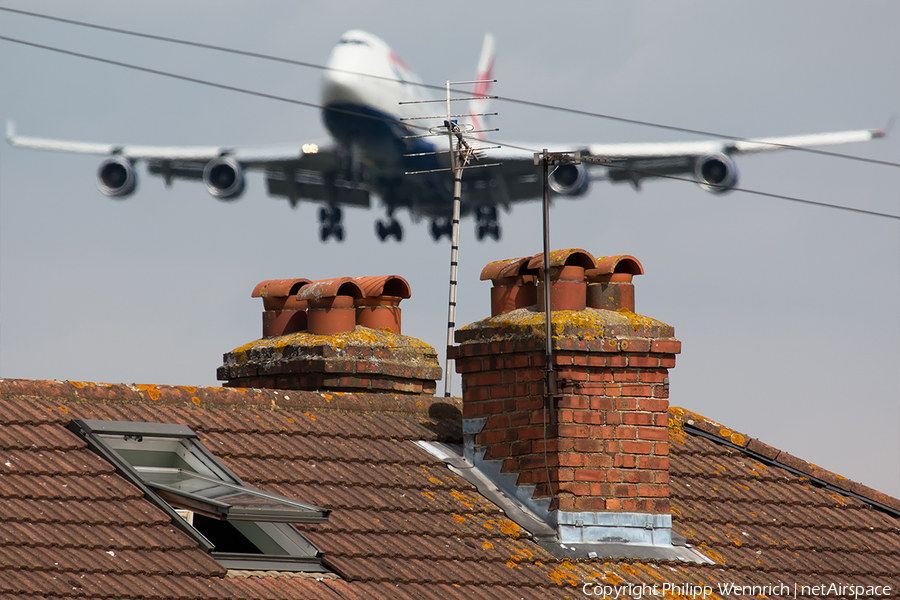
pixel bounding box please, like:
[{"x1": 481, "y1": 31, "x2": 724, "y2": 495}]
[
  {"x1": 376, "y1": 220, "x2": 388, "y2": 242},
  {"x1": 475, "y1": 206, "x2": 501, "y2": 242},
  {"x1": 390, "y1": 219, "x2": 403, "y2": 242},
  {"x1": 430, "y1": 218, "x2": 452, "y2": 241},
  {"x1": 318, "y1": 205, "x2": 346, "y2": 242}
]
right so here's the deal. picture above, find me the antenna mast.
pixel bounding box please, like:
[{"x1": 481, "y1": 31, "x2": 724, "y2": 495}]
[{"x1": 401, "y1": 79, "x2": 499, "y2": 397}]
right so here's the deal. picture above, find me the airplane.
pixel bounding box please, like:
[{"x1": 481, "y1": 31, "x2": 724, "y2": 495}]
[{"x1": 6, "y1": 29, "x2": 885, "y2": 243}]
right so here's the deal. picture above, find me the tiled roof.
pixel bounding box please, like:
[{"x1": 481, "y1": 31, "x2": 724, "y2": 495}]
[{"x1": 1, "y1": 378, "x2": 898, "y2": 599}]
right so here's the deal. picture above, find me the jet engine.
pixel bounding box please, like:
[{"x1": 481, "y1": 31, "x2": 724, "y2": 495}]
[
  {"x1": 694, "y1": 153, "x2": 738, "y2": 193},
  {"x1": 96, "y1": 156, "x2": 137, "y2": 198},
  {"x1": 203, "y1": 157, "x2": 245, "y2": 200},
  {"x1": 548, "y1": 162, "x2": 590, "y2": 196}
]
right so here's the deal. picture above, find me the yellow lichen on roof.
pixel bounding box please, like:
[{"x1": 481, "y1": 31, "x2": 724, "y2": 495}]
[
  {"x1": 460, "y1": 306, "x2": 670, "y2": 342},
  {"x1": 616, "y1": 307, "x2": 669, "y2": 332},
  {"x1": 230, "y1": 327, "x2": 435, "y2": 363}
]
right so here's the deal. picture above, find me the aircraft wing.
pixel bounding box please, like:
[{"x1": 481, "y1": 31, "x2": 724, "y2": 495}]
[
  {"x1": 5, "y1": 120, "x2": 370, "y2": 207},
  {"x1": 467, "y1": 127, "x2": 884, "y2": 198}
]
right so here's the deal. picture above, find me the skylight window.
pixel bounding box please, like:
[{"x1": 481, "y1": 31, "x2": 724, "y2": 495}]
[{"x1": 69, "y1": 419, "x2": 330, "y2": 572}]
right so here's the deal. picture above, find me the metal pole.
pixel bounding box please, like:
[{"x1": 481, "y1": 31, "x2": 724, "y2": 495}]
[
  {"x1": 444, "y1": 81, "x2": 462, "y2": 397},
  {"x1": 541, "y1": 150, "x2": 555, "y2": 409}
]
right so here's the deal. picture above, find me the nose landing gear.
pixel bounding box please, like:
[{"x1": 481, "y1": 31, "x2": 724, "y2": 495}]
[{"x1": 376, "y1": 217, "x2": 403, "y2": 242}]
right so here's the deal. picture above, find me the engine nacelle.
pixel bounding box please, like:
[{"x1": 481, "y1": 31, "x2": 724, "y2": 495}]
[
  {"x1": 96, "y1": 156, "x2": 137, "y2": 198},
  {"x1": 203, "y1": 156, "x2": 245, "y2": 200},
  {"x1": 694, "y1": 153, "x2": 739, "y2": 193},
  {"x1": 548, "y1": 162, "x2": 590, "y2": 196}
]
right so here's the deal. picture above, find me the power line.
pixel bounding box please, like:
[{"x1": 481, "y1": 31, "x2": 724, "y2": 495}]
[
  {"x1": 0, "y1": 34, "x2": 897, "y2": 221},
  {"x1": 601, "y1": 163, "x2": 900, "y2": 220},
  {"x1": 2, "y1": 5, "x2": 898, "y2": 169},
  {"x1": 0, "y1": 34, "x2": 432, "y2": 135}
]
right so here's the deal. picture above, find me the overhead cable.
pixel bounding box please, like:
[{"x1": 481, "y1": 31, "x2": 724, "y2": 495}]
[
  {"x1": 0, "y1": 34, "x2": 896, "y2": 221},
  {"x1": 1, "y1": 5, "x2": 897, "y2": 169}
]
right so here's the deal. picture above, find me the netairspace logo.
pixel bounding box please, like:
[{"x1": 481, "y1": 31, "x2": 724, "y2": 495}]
[{"x1": 580, "y1": 581, "x2": 894, "y2": 599}]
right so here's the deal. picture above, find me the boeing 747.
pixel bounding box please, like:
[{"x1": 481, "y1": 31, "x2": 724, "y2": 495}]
[{"x1": 6, "y1": 29, "x2": 884, "y2": 242}]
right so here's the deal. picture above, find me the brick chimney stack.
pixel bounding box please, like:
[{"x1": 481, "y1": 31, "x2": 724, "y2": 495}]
[
  {"x1": 452, "y1": 249, "x2": 678, "y2": 539},
  {"x1": 218, "y1": 275, "x2": 440, "y2": 394}
]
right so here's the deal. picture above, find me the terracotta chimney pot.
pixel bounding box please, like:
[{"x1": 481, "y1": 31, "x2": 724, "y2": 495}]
[
  {"x1": 586, "y1": 255, "x2": 644, "y2": 312},
  {"x1": 529, "y1": 249, "x2": 596, "y2": 312}
]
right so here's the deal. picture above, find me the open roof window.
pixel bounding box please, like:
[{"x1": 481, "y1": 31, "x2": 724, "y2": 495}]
[{"x1": 69, "y1": 419, "x2": 331, "y2": 572}]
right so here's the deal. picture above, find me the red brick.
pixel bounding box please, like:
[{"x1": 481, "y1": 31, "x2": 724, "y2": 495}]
[
  {"x1": 616, "y1": 397, "x2": 637, "y2": 410},
  {"x1": 585, "y1": 455, "x2": 611, "y2": 471},
  {"x1": 487, "y1": 444, "x2": 510, "y2": 459},
  {"x1": 637, "y1": 397, "x2": 670, "y2": 412},
  {"x1": 615, "y1": 426, "x2": 637, "y2": 440},
  {"x1": 557, "y1": 396, "x2": 590, "y2": 410},
  {"x1": 589, "y1": 425, "x2": 616, "y2": 440},
  {"x1": 624, "y1": 470, "x2": 653, "y2": 484},
  {"x1": 615, "y1": 484, "x2": 638, "y2": 497},
  {"x1": 589, "y1": 483, "x2": 614, "y2": 497},
  {"x1": 516, "y1": 397, "x2": 543, "y2": 411},
  {"x1": 557, "y1": 424, "x2": 590, "y2": 438},
  {"x1": 558, "y1": 481, "x2": 591, "y2": 496},
  {"x1": 587, "y1": 354, "x2": 609, "y2": 367},
  {"x1": 559, "y1": 453, "x2": 586, "y2": 467},
  {"x1": 573, "y1": 439, "x2": 605, "y2": 453},
  {"x1": 489, "y1": 385, "x2": 512, "y2": 399},
  {"x1": 637, "y1": 426, "x2": 669, "y2": 441},
  {"x1": 638, "y1": 483, "x2": 668, "y2": 498},
  {"x1": 575, "y1": 469, "x2": 606, "y2": 482},
  {"x1": 623, "y1": 412, "x2": 654, "y2": 426},
  {"x1": 621, "y1": 440, "x2": 652, "y2": 455},
  {"x1": 638, "y1": 370, "x2": 668, "y2": 383},
  {"x1": 510, "y1": 440, "x2": 532, "y2": 456},
  {"x1": 590, "y1": 397, "x2": 615, "y2": 411},
  {"x1": 621, "y1": 384, "x2": 653, "y2": 397},
  {"x1": 503, "y1": 354, "x2": 530, "y2": 369},
  {"x1": 574, "y1": 411, "x2": 604, "y2": 425},
  {"x1": 638, "y1": 456, "x2": 669, "y2": 470},
  {"x1": 587, "y1": 371, "x2": 613, "y2": 383},
  {"x1": 486, "y1": 414, "x2": 511, "y2": 429},
  {"x1": 517, "y1": 368, "x2": 545, "y2": 383},
  {"x1": 613, "y1": 370, "x2": 639, "y2": 383},
  {"x1": 573, "y1": 497, "x2": 609, "y2": 512},
  {"x1": 507, "y1": 412, "x2": 530, "y2": 428},
  {"x1": 557, "y1": 468, "x2": 574, "y2": 482},
  {"x1": 517, "y1": 425, "x2": 545, "y2": 440},
  {"x1": 608, "y1": 355, "x2": 627, "y2": 368},
  {"x1": 651, "y1": 340, "x2": 681, "y2": 354},
  {"x1": 619, "y1": 338, "x2": 650, "y2": 353},
  {"x1": 627, "y1": 355, "x2": 659, "y2": 368}
]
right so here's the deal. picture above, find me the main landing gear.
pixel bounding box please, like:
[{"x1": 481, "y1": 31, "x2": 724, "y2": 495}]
[
  {"x1": 376, "y1": 216, "x2": 403, "y2": 242},
  {"x1": 319, "y1": 205, "x2": 344, "y2": 242},
  {"x1": 430, "y1": 218, "x2": 452, "y2": 241},
  {"x1": 475, "y1": 206, "x2": 501, "y2": 241}
]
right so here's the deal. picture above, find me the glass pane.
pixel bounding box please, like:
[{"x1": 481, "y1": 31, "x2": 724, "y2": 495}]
[{"x1": 136, "y1": 467, "x2": 328, "y2": 523}]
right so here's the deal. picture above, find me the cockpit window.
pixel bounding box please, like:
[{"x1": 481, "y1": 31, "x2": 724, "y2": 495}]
[{"x1": 338, "y1": 38, "x2": 370, "y2": 46}]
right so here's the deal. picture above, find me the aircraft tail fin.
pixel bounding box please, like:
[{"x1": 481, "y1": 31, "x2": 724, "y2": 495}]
[{"x1": 469, "y1": 33, "x2": 495, "y2": 141}]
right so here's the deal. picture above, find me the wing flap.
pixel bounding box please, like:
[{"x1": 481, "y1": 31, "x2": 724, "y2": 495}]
[{"x1": 265, "y1": 167, "x2": 371, "y2": 208}]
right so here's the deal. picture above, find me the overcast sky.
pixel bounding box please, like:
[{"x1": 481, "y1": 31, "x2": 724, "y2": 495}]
[{"x1": 1, "y1": 1, "x2": 898, "y2": 497}]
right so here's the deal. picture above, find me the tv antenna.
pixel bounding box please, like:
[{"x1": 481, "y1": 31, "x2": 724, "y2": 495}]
[{"x1": 401, "y1": 79, "x2": 500, "y2": 397}]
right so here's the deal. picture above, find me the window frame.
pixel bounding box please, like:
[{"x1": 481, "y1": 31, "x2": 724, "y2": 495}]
[{"x1": 68, "y1": 419, "x2": 331, "y2": 572}]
